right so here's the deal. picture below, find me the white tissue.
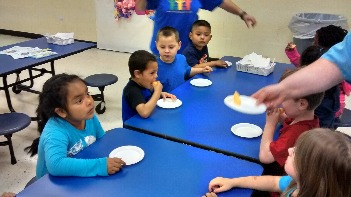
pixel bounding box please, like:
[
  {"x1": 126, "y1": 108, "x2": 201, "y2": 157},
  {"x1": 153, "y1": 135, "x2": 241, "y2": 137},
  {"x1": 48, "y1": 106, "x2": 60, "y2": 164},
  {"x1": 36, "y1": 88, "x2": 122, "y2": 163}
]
[{"x1": 237, "y1": 52, "x2": 271, "y2": 68}]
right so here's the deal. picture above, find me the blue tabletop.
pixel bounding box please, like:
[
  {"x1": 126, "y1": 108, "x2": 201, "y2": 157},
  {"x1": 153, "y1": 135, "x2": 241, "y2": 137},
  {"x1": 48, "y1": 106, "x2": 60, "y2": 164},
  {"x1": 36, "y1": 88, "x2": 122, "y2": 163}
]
[
  {"x1": 0, "y1": 37, "x2": 96, "y2": 76},
  {"x1": 125, "y1": 56, "x2": 294, "y2": 162},
  {"x1": 18, "y1": 128, "x2": 263, "y2": 197}
]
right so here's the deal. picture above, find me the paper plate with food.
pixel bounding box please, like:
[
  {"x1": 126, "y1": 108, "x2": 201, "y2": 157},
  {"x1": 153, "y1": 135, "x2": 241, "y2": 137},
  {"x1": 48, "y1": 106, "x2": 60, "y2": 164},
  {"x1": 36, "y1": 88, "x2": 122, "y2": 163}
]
[{"x1": 224, "y1": 91, "x2": 266, "y2": 114}]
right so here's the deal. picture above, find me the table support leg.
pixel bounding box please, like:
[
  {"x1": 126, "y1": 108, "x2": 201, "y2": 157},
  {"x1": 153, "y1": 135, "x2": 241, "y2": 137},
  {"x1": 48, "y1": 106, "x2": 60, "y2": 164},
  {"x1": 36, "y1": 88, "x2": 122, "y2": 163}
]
[{"x1": 3, "y1": 76, "x2": 15, "y2": 112}]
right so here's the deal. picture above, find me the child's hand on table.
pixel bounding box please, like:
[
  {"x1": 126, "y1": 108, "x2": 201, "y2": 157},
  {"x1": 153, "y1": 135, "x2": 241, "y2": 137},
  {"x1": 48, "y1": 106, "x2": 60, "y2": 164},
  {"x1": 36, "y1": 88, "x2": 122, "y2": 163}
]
[
  {"x1": 213, "y1": 60, "x2": 228, "y2": 68},
  {"x1": 107, "y1": 157, "x2": 126, "y2": 175},
  {"x1": 202, "y1": 66, "x2": 213, "y2": 73},
  {"x1": 161, "y1": 92, "x2": 177, "y2": 101}
]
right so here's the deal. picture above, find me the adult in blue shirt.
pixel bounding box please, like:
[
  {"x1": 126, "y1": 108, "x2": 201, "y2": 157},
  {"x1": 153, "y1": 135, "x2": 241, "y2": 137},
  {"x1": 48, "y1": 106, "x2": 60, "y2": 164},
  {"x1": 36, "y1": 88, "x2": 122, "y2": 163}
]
[{"x1": 136, "y1": 0, "x2": 257, "y2": 55}]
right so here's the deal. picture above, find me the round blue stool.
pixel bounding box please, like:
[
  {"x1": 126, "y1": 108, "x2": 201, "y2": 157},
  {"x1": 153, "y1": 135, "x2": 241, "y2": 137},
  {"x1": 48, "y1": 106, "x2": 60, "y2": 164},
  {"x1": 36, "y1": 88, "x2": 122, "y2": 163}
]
[
  {"x1": 0, "y1": 112, "x2": 31, "y2": 164},
  {"x1": 84, "y1": 74, "x2": 118, "y2": 114}
]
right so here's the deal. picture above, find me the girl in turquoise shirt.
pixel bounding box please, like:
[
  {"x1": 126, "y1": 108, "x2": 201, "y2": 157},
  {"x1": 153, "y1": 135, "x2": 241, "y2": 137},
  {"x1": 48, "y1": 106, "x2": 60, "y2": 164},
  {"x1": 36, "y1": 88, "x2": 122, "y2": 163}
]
[{"x1": 25, "y1": 74, "x2": 125, "y2": 179}]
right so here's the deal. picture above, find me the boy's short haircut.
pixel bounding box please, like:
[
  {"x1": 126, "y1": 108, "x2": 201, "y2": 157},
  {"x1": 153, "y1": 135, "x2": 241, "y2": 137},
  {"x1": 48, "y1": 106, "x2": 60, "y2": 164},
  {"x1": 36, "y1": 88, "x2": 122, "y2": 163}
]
[
  {"x1": 191, "y1": 20, "x2": 211, "y2": 31},
  {"x1": 279, "y1": 68, "x2": 324, "y2": 111},
  {"x1": 156, "y1": 26, "x2": 180, "y2": 42},
  {"x1": 128, "y1": 50, "x2": 156, "y2": 78}
]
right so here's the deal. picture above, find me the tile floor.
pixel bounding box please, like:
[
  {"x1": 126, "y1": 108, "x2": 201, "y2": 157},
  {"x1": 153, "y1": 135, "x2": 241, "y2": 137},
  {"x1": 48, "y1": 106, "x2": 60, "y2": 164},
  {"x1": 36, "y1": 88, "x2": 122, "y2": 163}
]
[
  {"x1": 0, "y1": 34, "x2": 131, "y2": 193},
  {"x1": 1, "y1": 34, "x2": 350, "y2": 194}
]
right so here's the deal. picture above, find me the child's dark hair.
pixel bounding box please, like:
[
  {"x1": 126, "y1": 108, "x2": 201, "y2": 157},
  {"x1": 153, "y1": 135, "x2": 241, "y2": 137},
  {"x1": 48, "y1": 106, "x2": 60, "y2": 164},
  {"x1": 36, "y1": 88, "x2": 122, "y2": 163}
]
[
  {"x1": 128, "y1": 50, "x2": 157, "y2": 77},
  {"x1": 300, "y1": 45, "x2": 326, "y2": 66},
  {"x1": 316, "y1": 25, "x2": 348, "y2": 49},
  {"x1": 156, "y1": 26, "x2": 180, "y2": 42},
  {"x1": 191, "y1": 20, "x2": 211, "y2": 31},
  {"x1": 24, "y1": 74, "x2": 86, "y2": 156},
  {"x1": 279, "y1": 69, "x2": 324, "y2": 110}
]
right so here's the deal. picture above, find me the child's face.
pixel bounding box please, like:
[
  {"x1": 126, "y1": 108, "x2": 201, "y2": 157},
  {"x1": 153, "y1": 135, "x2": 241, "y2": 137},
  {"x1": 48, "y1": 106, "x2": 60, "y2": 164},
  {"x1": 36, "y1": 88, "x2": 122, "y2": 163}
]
[
  {"x1": 136, "y1": 61, "x2": 158, "y2": 89},
  {"x1": 284, "y1": 147, "x2": 298, "y2": 181},
  {"x1": 156, "y1": 35, "x2": 181, "y2": 63},
  {"x1": 189, "y1": 26, "x2": 212, "y2": 50},
  {"x1": 281, "y1": 98, "x2": 303, "y2": 118},
  {"x1": 58, "y1": 80, "x2": 95, "y2": 129}
]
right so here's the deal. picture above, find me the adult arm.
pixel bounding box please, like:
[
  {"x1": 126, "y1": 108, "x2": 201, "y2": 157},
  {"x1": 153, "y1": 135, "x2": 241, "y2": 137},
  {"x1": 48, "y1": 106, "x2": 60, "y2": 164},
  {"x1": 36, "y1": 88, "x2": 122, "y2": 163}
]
[
  {"x1": 253, "y1": 58, "x2": 343, "y2": 109},
  {"x1": 219, "y1": 0, "x2": 257, "y2": 27},
  {"x1": 208, "y1": 176, "x2": 281, "y2": 193}
]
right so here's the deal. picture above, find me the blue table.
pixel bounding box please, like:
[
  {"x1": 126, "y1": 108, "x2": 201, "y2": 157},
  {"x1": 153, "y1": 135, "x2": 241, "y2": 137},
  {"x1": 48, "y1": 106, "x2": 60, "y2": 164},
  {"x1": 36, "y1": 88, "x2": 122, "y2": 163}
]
[
  {"x1": 18, "y1": 128, "x2": 263, "y2": 197},
  {"x1": 0, "y1": 37, "x2": 96, "y2": 112},
  {"x1": 125, "y1": 56, "x2": 294, "y2": 162}
]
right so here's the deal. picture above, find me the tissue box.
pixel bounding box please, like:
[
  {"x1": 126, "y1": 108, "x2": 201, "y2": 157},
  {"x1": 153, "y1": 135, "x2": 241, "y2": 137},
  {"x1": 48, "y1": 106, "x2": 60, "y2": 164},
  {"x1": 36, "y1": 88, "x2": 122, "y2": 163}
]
[
  {"x1": 44, "y1": 33, "x2": 74, "y2": 45},
  {"x1": 236, "y1": 53, "x2": 276, "y2": 76}
]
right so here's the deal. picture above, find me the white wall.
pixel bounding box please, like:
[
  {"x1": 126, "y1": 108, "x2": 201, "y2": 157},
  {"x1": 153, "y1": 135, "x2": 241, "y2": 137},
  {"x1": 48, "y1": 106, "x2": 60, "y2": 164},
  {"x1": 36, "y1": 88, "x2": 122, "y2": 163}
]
[{"x1": 0, "y1": 0, "x2": 350, "y2": 63}]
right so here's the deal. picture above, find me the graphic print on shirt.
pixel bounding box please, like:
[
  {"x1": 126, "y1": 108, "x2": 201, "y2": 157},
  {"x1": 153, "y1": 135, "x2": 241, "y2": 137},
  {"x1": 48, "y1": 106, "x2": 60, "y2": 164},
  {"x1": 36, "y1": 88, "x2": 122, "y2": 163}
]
[
  {"x1": 168, "y1": 0, "x2": 192, "y2": 11},
  {"x1": 67, "y1": 139, "x2": 84, "y2": 157},
  {"x1": 85, "y1": 136, "x2": 97, "y2": 146}
]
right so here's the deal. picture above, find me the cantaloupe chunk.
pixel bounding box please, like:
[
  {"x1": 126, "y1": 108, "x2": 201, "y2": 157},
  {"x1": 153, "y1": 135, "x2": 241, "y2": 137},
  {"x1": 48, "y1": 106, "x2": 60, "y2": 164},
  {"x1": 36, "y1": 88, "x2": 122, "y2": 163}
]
[{"x1": 233, "y1": 91, "x2": 241, "y2": 106}]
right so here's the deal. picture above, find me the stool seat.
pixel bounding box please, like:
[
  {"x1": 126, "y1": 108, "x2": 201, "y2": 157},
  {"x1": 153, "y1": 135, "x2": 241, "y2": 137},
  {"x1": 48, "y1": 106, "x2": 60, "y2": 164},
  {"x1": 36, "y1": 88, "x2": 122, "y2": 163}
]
[
  {"x1": 0, "y1": 113, "x2": 31, "y2": 135},
  {"x1": 0, "y1": 112, "x2": 31, "y2": 164},
  {"x1": 84, "y1": 73, "x2": 118, "y2": 114},
  {"x1": 85, "y1": 74, "x2": 118, "y2": 87}
]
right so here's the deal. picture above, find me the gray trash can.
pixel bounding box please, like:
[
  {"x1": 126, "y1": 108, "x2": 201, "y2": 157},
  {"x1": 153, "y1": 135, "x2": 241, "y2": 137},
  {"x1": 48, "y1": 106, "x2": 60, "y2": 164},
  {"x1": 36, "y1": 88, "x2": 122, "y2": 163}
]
[{"x1": 288, "y1": 13, "x2": 348, "y2": 54}]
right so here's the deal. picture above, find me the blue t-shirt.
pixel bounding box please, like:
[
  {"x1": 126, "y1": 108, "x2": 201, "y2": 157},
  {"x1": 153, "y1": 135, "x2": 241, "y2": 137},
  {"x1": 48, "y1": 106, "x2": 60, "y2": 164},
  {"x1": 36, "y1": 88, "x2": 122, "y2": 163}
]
[
  {"x1": 182, "y1": 42, "x2": 209, "y2": 67},
  {"x1": 322, "y1": 32, "x2": 351, "y2": 83},
  {"x1": 279, "y1": 176, "x2": 295, "y2": 196},
  {"x1": 36, "y1": 115, "x2": 106, "y2": 178},
  {"x1": 157, "y1": 54, "x2": 192, "y2": 92},
  {"x1": 147, "y1": 0, "x2": 222, "y2": 55},
  {"x1": 122, "y1": 79, "x2": 153, "y2": 122}
]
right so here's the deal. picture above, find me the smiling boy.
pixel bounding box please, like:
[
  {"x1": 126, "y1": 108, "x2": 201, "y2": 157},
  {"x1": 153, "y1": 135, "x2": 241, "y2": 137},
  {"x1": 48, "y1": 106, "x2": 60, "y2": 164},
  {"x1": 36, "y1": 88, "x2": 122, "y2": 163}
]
[
  {"x1": 182, "y1": 20, "x2": 227, "y2": 68},
  {"x1": 122, "y1": 50, "x2": 176, "y2": 122}
]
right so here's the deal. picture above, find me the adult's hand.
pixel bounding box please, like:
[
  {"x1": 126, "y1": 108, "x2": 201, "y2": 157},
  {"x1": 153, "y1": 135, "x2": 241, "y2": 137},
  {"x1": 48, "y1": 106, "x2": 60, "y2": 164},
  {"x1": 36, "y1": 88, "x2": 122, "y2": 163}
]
[
  {"x1": 252, "y1": 83, "x2": 287, "y2": 109},
  {"x1": 242, "y1": 13, "x2": 257, "y2": 28}
]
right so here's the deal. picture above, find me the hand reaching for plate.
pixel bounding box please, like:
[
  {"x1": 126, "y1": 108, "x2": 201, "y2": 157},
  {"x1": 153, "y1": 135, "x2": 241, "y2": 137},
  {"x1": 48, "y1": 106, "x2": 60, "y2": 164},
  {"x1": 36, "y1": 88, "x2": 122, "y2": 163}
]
[
  {"x1": 161, "y1": 92, "x2": 177, "y2": 101},
  {"x1": 107, "y1": 157, "x2": 126, "y2": 175}
]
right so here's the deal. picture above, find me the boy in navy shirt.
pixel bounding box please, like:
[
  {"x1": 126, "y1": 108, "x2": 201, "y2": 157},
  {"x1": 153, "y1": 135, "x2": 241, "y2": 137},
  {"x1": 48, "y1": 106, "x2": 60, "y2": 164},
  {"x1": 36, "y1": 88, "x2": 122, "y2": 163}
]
[
  {"x1": 183, "y1": 20, "x2": 227, "y2": 68},
  {"x1": 122, "y1": 50, "x2": 176, "y2": 122}
]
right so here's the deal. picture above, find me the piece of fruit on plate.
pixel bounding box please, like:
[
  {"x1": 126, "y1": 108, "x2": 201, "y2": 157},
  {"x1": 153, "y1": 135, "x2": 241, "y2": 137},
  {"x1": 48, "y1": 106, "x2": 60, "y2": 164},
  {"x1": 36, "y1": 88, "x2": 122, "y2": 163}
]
[{"x1": 233, "y1": 91, "x2": 241, "y2": 106}]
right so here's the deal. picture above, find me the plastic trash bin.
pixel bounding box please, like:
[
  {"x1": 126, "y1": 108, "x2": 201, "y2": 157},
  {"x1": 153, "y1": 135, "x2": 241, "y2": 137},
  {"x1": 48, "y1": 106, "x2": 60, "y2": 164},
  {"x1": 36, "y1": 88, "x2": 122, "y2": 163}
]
[{"x1": 288, "y1": 13, "x2": 348, "y2": 54}]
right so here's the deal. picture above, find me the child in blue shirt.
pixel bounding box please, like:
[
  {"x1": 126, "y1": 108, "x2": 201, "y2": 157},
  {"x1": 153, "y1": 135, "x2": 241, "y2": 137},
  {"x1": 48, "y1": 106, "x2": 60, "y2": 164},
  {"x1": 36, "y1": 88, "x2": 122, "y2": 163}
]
[
  {"x1": 122, "y1": 50, "x2": 176, "y2": 122},
  {"x1": 203, "y1": 128, "x2": 351, "y2": 197},
  {"x1": 156, "y1": 26, "x2": 212, "y2": 92},
  {"x1": 25, "y1": 74, "x2": 126, "y2": 179},
  {"x1": 183, "y1": 20, "x2": 227, "y2": 68}
]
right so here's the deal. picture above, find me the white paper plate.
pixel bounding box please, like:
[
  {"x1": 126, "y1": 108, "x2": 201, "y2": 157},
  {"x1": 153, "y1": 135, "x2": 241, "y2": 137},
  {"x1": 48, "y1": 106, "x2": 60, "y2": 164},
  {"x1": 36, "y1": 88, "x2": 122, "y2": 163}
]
[
  {"x1": 225, "y1": 61, "x2": 233, "y2": 67},
  {"x1": 109, "y1": 146, "x2": 145, "y2": 165},
  {"x1": 157, "y1": 98, "x2": 182, "y2": 109},
  {"x1": 231, "y1": 123, "x2": 263, "y2": 138},
  {"x1": 224, "y1": 95, "x2": 267, "y2": 114},
  {"x1": 190, "y1": 78, "x2": 212, "y2": 87}
]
